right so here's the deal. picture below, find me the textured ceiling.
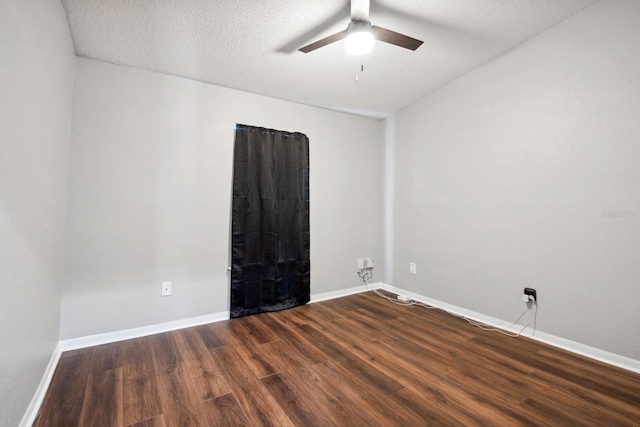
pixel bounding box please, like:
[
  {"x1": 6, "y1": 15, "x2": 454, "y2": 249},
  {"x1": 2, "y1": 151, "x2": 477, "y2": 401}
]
[{"x1": 62, "y1": 0, "x2": 599, "y2": 118}]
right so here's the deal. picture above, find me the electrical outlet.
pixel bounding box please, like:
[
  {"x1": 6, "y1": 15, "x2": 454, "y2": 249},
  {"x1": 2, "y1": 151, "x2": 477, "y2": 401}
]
[
  {"x1": 357, "y1": 258, "x2": 365, "y2": 271},
  {"x1": 524, "y1": 287, "x2": 537, "y2": 302},
  {"x1": 409, "y1": 262, "x2": 417, "y2": 275},
  {"x1": 364, "y1": 258, "x2": 374, "y2": 269},
  {"x1": 162, "y1": 281, "x2": 172, "y2": 297}
]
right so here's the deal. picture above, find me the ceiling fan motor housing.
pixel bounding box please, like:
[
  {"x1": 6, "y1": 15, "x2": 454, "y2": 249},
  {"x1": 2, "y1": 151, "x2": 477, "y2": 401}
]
[
  {"x1": 348, "y1": 19, "x2": 373, "y2": 34},
  {"x1": 345, "y1": 19, "x2": 374, "y2": 55}
]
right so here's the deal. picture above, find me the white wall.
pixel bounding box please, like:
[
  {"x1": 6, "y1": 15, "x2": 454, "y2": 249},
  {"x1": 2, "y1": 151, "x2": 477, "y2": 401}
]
[
  {"x1": 0, "y1": 0, "x2": 75, "y2": 425},
  {"x1": 390, "y1": 0, "x2": 640, "y2": 360},
  {"x1": 62, "y1": 58, "x2": 380, "y2": 339}
]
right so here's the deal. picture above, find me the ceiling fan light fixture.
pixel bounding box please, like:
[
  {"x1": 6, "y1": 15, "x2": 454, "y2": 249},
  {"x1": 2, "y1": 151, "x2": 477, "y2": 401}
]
[{"x1": 345, "y1": 20, "x2": 374, "y2": 55}]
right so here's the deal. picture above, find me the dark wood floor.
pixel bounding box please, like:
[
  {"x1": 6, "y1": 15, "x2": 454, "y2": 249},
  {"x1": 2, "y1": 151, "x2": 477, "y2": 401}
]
[{"x1": 35, "y1": 291, "x2": 640, "y2": 426}]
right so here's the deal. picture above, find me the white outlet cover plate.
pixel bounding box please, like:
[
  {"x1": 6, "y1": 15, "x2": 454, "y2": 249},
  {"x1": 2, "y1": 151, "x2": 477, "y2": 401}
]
[
  {"x1": 409, "y1": 263, "x2": 417, "y2": 275},
  {"x1": 162, "y1": 281, "x2": 172, "y2": 296}
]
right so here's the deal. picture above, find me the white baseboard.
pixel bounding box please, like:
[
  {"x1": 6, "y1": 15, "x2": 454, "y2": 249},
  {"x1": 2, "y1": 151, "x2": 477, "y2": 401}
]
[
  {"x1": 60, "y1": 311, "x2": 230, "y2": 351},
  {"x1": 380, "y1": 283, "x2": 640, "y2": 374},
  {"x1": 19, "y1": 343, "x2": 62, "y2": 427},
  {"x1": 310, "y1": 283, "x2": 373, "y2": 303},
  {"x1": 60, "y1": 284, "x2": 379, "y2": 352}
]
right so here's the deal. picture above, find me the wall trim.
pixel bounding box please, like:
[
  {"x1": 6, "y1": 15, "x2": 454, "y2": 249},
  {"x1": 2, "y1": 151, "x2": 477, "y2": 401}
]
[
  {"x1": 310, "y1": 283, "x2": 372, "y2": 303},
  {"x1": 60, "y1": 311, "x2": 230, "y2": 351},
  {"x1": 379, "y1": 283, "x2": 640, "y2": 374},
  {"x1": 19, "y1": 342, "x2": 62, "y2": 427},
  {"x1": 59, "y1": 283, "x2": 376, "y2": 351}
]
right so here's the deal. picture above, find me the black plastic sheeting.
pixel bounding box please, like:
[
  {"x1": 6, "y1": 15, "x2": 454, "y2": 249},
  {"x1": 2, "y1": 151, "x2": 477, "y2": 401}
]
[{"x1": 230, "y1": 124, "x2": 310, "y2": 318}]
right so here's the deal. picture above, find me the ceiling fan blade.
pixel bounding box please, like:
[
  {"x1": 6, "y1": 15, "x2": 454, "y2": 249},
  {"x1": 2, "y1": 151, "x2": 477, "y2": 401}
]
[
  {"x1": 372, "y1": 26, "x2": 423, "y2": 51},
  {"x1": 298, "y1": 29, "x2": 348, "y2": 53},
  {"x1": 350, "y1": 0, "x2": 370, "y2": 21}
]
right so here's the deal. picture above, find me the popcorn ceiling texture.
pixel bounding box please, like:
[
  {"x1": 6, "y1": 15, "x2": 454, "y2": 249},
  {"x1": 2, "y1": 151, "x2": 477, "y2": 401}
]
[{"x1": 62, "y1": 0, "x2": 598, "y2": 117}]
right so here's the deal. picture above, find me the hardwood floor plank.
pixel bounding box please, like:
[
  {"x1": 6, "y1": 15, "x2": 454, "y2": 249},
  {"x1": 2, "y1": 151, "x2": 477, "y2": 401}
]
[
  {"x1": 388, "y1": 387, "x2": 470, "y2": 426},
  {"x1": 123, "y1": 372, "x2": 163, "y2": 426},
  {"x1": 519, "y1": 396, "x2": 596, "y2": 426},
  {"x1": 241, "y1": 314, "x2": 319, "y2": 378},
  {"x1": 205, "y1": 317, "x2": 251, "y2": 349},
  {"x1": 311, "y1": 361, "x2": 426, "y2": 426},
  {"x1": 397, "y1": 302, "x2": 478, "y2": 339},
  {"x1": 309, "y1": 317, "x2": 521, "y2": 425},
  {"x1": 78, "y1": 367, "x2": 123, "y2": 426},
  {"x1": 535, "y1": 348, "x2": 640, "y2": 401},
  {"x1": 298, "y1": 361, "x2": 400, "y2": 426},
  {"x1": 127, "y1": 415, "x2": 167, "y2": 427},
  {"x1": 326, "y1": 293, "x2": 368, "y2": 313},
  {"x1": 156, "y1": 363, "x2": 207, "y2": 427},
  {"x1": 354, "y1": 311, "x2": 458, "y2": 364},
  {"x1": 299, "y1": 300, "x2": 348, "y2": 325},
  {"x1": 241, "y1": 312, "x2": 282, "y2": 345},
  {"x1": 260, "y1": 371, "x2": 335, "y2": 427},
  {"x1": 535, "y1": 347, "x2": 640, "y2": 388},
  {"x1": 192, "y1": 323, "x2": 226, "y2": 350},
  {"x1": 149, "y1": 332, "x2": 182, "y2": 369},
  {"x1": 210, "y1": 345, "x2": 295, "y2": 426},
  {"x1": 391, "y1": 310, "x2": 478, "y2": 350},
  {"x1": 264, "y1": 312, "x2": 328, "y2": 365},
  {"x1": 386, "y1": 313, "x2": 534, "y2": 402},
  {"x1": 228, "y1": 336, "x2": 281, "y2": 379},
  {"x1": 472, "y1": 331, "x2": 640, "y2": 407},
  {"x1": 122, "y1": 338, "x2": 163, "y2": 426},
  {"x1": 390, "y1": 313, "x2": 536, "y2": 378},
  {"x1": 268, "y1": 305, "x2": 313, "y2": 328},
  {"x1": 171, "y1": 327, "x2": 231, "y2": 400},
  {"x1": 293, "y1": 323, "x2": 405, "y2": 395},
  {"x1": 252, "y1": 309, "x2": 301, "y2": 337},
  {"x1": 35, "y1": 351, "x2": 93, "y2": 426},
  {"x1": 347, "y1": 306, "x2": 576, "y2": 425},
  {"x1": 294, "y1": 300, "x2": 574, "y2": 425},
  {"x1": 328, "y1": 310, "x2": 456, "y2": 371},
  {"x1": 200, "y1": 393, "x2": 251, "y2": 427},
  {"x1": 123, "y1": 337, "x2": 156, "y2": 375},
  {"x1": 59, "y1": 346, "x2": 94, "y2": 358},
  {"x1": 349, "y1": 291, "x2": 407, "y2": 319},
  {"x1": 256, "y1": 338, "x2": 312, "y2": 374},
  {"x1": 525, "y1": 368, "x2": 640, "y2": 423},
  {"x1": 90, "y1": 341, "x2": 125, "y2": 375}
]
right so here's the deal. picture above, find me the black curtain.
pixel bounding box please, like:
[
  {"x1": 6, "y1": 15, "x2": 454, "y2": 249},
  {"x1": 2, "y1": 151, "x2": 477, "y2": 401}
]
[{"x1": 230, "y1": 124, "x2": 310, "y2": 318}]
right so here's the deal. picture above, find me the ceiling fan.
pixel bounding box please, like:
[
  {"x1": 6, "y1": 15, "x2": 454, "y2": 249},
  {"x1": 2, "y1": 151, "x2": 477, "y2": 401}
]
[{"x1": 299, "y1": 0, "x2": 423, "y2": 55}]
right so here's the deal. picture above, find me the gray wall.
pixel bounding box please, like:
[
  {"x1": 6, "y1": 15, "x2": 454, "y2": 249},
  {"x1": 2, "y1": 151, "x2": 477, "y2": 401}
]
[
  {"x1": 0, "y1": 0, "x2": 75, "y2": 425},
  {"x1": 61, "y1": 58, "x2": 381, "y2": 339},
  {"x1": 390, "y1": 0, "x2": 640, "y2": 359}
]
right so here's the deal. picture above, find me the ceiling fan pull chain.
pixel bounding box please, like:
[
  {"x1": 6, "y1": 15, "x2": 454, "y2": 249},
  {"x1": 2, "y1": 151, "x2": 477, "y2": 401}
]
[{"x1": 355, "y1": 61, "x2": 364, "y2": 83}]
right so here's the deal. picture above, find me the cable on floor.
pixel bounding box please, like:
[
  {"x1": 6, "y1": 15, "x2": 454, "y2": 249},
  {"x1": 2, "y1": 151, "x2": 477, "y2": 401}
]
[{"x1": 359, "y1": 270, "x2": 537, "y2": 338}]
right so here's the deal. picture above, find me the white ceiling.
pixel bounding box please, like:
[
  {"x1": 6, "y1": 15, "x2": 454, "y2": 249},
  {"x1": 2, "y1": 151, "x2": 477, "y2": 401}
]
[{"x1": 62, "y1": 0, "x2": 599, "y2": 118}]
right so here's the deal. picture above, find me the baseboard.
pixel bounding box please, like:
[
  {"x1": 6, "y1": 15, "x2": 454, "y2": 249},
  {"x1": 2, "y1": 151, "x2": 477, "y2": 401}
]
[
  {"x1": 60, "y1": 311, "x2": 230, "y2": 351},
  {"x1": 380, "y1": 283, "x2": 640, "y2": 374},
  {"x1": 59, "y1": 284, "x2": 380, "y2": 352},
  {"x1": 19, "y1": 342, "x2": 62, "y2": 427},
  {"x1": 310, "y1": 283, "x2": 374, "y2": 303}
]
